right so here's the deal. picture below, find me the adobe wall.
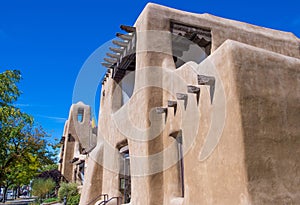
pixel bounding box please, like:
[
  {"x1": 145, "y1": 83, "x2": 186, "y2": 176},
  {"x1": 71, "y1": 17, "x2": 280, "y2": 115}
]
[
  {"x1": 80, "y1": 3, "x2": 300, "y2": 205},
  {"x1": 164, "y1": 40, "x2": 300, "y2": 204},
  {"x1": 135, "y1": 3, "x2": 300, "y2": 59},
  {"x1": 59, "y1": 102, "x2": 97, "y2": 184}
]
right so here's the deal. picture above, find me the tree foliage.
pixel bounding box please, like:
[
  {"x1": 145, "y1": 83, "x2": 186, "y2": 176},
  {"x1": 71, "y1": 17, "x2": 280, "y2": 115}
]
[
  {"x1": 0, "y1": 69, "x2": 21, "y2": 106},
  {"x1": 40, "y1": 164, "x2": 59, "y2": 172},
  {"x1": 0, "y1": 70, "x2": 56, "y2": 201}
]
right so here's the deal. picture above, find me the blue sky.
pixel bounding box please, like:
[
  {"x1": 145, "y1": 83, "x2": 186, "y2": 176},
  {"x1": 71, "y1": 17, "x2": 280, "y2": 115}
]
[{"x1": 0, "y1": 0, "x2": 299, "y2": 141}]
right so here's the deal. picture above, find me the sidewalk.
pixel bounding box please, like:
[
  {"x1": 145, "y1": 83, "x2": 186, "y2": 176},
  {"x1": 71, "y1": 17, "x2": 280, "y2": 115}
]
[
  {"x1": 0, "y1": 196, "x2": 66, "y2": 205},
  {"x1": 0, "y1": 198, "x2": 35, "y2": 204},
  {"x1": 0, "y1": 200, "x2": 63, "y2": 205}
]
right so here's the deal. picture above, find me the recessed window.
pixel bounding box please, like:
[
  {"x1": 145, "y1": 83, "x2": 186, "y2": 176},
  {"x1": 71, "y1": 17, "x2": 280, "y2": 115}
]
[
  {"x1": 118, "y1": 142, "x2": 131, "y2": 203},
  {"x1": 77, "y1": 108, "x2": 84, "y2": 122},
  {"x1": 170, "y1": 130, "x2": 185, "y2": 197},
  {"x1": 170, "y1": 22, "x2": 212, "y2": 68},
  {"x1": 121, "y1": 71, "x2": 135, "y2": 106},
  {"x1": 78, "y1": 161, "x2": 85, "y2": 185},
  {"x1": 68, "y1": 134, "x2": 75, "y2": 142}
]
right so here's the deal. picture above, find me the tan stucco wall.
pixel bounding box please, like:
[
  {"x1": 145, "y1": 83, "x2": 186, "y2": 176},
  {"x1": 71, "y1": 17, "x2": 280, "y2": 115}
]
[
  {"x1": 59, "y1": 102, "x2": 97, "y2": 183},
  {"x1": 80, "y1": 3, "x2": 300, "y2": 205},
  {"x1": 135, "y1": 3, "x2": 299, "y2": 59}
]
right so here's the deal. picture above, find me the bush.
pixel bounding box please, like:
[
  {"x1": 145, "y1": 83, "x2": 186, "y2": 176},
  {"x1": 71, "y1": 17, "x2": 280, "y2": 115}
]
[
  {"x1": 68, "y1": 194, "x2": 80, "y2": 205},
  {"x1": 32, "y1": 178, "x2": 56, "y2": 201},
  {"x1": 58, "y1": 182, "x2": 80, "y2": 205},
  {"x1": 37, "y1": 169, "x2": 63, "y2": 188}
]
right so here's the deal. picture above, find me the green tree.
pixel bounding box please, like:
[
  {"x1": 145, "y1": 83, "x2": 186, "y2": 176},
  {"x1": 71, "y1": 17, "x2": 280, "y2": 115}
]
[
  {"x1": 0, "y1": 69, "x2": 21, "y2": 106},
  {"x1": 0, "y1": 70, "x2": 56, "y2": 202}
]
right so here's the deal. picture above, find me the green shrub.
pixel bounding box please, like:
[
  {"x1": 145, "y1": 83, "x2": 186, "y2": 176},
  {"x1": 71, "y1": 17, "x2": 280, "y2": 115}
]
[
  {"x1": 58, "y1": 182, "x2": 80, "y2": 204},
  {"x1": 32, "y1": 178, "x2": 56, "y2": 201},
  {"x1": 68, "y1": 194, "x2": 80, "y2": 205}
]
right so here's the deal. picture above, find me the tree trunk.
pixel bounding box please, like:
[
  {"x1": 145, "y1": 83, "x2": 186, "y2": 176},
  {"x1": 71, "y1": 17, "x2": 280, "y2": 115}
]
[
  {"x1": 14, "y1": 187, "x2": 17, "y2": 199},
  {"x1": 17, "y1": 186, "x2": 21, "y2": 198},
  {"x1": 3, "y1": 186, "x2": 8, "y2": 203}
]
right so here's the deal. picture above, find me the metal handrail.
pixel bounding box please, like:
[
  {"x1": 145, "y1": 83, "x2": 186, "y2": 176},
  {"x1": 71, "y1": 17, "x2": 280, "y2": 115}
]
[
  {"x1": 86, "y1": 193, "x2": 109, "y2": 205},
  {"x1": 99, "y1": 196, "x2": 122, "y2": 205}
]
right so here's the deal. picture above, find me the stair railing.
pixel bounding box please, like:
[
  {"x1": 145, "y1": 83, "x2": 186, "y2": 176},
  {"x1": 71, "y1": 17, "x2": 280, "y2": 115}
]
[
  {"x1": 86, "y1": 193, "x2": 109, "y2": 205},
  {"x1": 98, "y1": 196, "x2": 122, "y2": 205}
]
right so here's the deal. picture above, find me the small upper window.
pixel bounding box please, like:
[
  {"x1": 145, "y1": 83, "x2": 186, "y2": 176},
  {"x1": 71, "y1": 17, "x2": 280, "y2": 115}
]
[
  {"x1": 170, "y1": 22, "x2": 212, "y2": 68},
  {"x1": 77, "y1": 108, "x2": 84, "y2": 122}
]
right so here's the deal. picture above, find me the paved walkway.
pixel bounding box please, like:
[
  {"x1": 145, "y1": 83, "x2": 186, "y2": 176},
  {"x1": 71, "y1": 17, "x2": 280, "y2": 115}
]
[
  {"x1": 0, "y1": 198, "x2": 35, "y2": 204},
  {"x1": 0, "y1": 198, "x2": 63, "y2": 205}
]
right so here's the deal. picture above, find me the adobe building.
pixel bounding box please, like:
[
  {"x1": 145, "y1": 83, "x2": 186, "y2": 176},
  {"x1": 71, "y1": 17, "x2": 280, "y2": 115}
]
[
  {"x1": 79, "y1": 3, "x2": 300, "y2": 205},
  {"x1": 58, "y1": 102, "x2": 97, "y2": 187}
]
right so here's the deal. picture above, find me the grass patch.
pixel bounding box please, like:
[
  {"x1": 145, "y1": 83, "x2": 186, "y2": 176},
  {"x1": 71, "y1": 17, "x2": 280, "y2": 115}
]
[{"x1": 43, "y1": 197, "x2": 59, "y2": 203}]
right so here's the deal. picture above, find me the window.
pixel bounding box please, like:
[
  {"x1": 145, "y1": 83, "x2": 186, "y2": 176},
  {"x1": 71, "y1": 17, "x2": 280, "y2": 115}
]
[
  {"x1": 121, "y1": 71, "x2": 135, "y2": 106},
  {"x1": 77, "y1": 108, "x2": 84, "y2": 122},
  {"x1": 170, "y1": 22, "x2": 212, "y2": 68},
  {"x1": 118, "y1": 142, "x2": 131, "y2": 203},
  {"x1": 68, "y1": 134, "x2": 75, "y2": 142},
  {"x1": 78, "y1": 161, "x2": 85, "y2": 185},
  {"x1": 170, "y1": 130, "x2": 185, "y2": 197}
]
